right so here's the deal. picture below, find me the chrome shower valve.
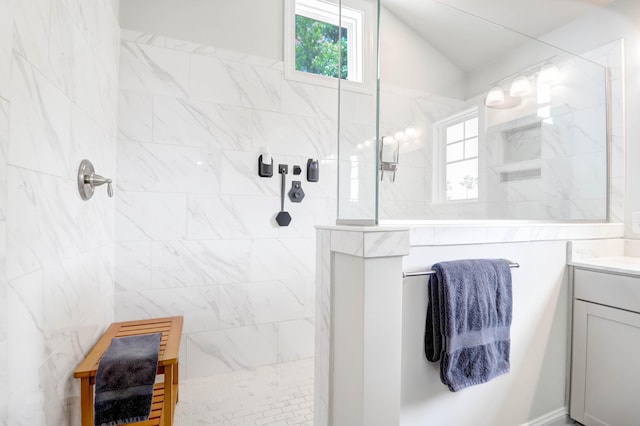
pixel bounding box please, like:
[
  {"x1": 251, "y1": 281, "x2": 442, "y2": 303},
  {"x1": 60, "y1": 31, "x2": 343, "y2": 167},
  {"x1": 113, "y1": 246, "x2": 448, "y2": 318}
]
[{"x1": 77, "y1": 159, "x2": 114, "y2": 200}]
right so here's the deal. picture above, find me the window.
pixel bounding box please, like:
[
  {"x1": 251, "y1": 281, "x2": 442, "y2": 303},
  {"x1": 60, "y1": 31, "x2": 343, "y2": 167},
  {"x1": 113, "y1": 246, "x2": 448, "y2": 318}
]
[
  {"x1": 295, "y1": 15, "x2": 348, "y2": 79},
  {"x1": 284, "y1": 0, "x2": 375, "y2": 93},
  {"x1": 439, "y1": 111, "x2": 479, "y2": 201}
]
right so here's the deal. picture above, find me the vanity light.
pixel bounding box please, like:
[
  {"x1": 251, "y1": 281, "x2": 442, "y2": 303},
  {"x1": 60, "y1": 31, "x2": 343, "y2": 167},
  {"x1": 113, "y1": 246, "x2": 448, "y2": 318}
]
[
  {"x1": 405, "y1": 126, "x2": 417, "y2": 137},
  {"x1": 485, "y1": 85, "x2": 505, "y2": 107},
  {"x1": 510, "y1": 75, "x2": 532, "y2": 97},
  {"x1": 394, "y1": 131, "x2": 405, "y2": 140},
  {"x1": 538, "y1": 62, "x2": 560, "y2": 85}
]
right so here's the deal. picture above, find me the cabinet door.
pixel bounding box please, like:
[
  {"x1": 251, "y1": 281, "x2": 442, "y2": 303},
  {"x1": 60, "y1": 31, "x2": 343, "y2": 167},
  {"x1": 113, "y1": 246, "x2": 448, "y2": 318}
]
[{"x1": 571, "y1": 300, "x2": 640, "y2": 426}]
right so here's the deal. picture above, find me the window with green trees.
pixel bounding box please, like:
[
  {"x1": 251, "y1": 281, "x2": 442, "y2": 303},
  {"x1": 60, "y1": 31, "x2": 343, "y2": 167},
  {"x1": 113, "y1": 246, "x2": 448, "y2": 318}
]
[
  {"x1": 285, "y1": 0, "x2": 374, "y2": 91},
  {"x1": 295, "y1": 15, "x2": 348, "y2": 79}
]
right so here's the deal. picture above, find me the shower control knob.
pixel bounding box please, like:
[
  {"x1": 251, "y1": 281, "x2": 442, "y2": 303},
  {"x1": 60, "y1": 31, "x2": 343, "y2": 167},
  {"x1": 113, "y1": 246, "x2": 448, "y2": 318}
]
[
  {"x1": 288, "y1": 181, "x2": 305, "y2": 203},
  {"x1": 77, "y1": 159, "x2": 114, "y2": 200}
]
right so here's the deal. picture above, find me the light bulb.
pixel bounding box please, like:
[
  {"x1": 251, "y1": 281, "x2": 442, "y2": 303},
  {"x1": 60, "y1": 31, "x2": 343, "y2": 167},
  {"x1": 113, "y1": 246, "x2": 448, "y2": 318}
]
[
  {"x1": 510, "y1": 75, "x2": 532, "y2": 97},
  {"x1": 405, "y1": 126, "x2": 417, "y2": 137},
  {"x1": 485, "y1": 85, "x2": 505, "y2": 107},
  {"x1": 538, "y1": 63, "x2": 560, "y2": 84}
]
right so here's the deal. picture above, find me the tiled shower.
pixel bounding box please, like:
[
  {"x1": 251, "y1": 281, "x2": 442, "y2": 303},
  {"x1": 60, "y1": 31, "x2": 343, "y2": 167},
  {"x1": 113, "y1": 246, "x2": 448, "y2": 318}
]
[
  {"x1": 115, "y1": 29, "x2": 339, "y2": 379},
  {"x1": 0, "y1": 0, "x2": 367, "y2": 422}
]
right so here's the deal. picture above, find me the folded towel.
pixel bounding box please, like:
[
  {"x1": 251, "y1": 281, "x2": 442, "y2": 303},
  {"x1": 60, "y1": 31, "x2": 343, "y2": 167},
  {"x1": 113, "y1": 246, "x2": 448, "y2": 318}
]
[
  {"x1": 424, "y1": 259, "x2": 512, "y2": 392},
  {"x1": 94, "y1": 333, "x2": 162, "y2": 426}
]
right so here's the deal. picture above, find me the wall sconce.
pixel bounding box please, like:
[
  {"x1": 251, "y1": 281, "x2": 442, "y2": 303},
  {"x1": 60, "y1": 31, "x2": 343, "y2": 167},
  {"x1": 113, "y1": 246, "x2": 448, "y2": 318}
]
[
  {"x1": 485, "y1": 58, "x2": 559, "y2": 109},
  {"x1": 510, "y1": 75, "x2": 532, "y2": 97},
  {"x1": 485, "y1": 85, "x2": 505, "y2": 107}
]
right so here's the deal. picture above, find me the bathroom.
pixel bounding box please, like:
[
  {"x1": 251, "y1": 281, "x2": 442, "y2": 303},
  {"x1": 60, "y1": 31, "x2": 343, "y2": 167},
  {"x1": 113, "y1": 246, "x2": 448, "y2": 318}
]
[{"x1": 0, "y1": 0, "x2": 638, "y2": 425}]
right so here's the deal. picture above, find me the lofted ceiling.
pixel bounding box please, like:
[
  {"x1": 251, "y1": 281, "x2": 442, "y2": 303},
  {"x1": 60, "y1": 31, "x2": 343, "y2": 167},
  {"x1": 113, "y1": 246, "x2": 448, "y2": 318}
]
[{"x1": 381, "y1": 0, "x2": 617, "y2": 72}]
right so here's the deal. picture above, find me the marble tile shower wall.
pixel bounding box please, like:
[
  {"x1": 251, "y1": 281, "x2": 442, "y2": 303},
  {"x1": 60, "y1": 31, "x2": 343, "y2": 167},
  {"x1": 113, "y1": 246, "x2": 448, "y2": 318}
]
[
  {"x1": 377, "y1": 40, "x2": 624, "y2": 222},
  {"x1": 115, "y1": 30, "x2": 373, "y2": 378},
  {"x1": 0, "y1": 0, "x2": 12, "y2": 421},
  {"x1": 584, "y1": 39, "x2": 625, "y2": 223},
  {"x1": 378, "y1": 86, "x2": 463, "y2": 220},
  {"x1": 0, "y1": 0, "x2": 120, "y2": 424},
  {"x1": 480, "y1": 41, "x2": 622, "y2": 221}
]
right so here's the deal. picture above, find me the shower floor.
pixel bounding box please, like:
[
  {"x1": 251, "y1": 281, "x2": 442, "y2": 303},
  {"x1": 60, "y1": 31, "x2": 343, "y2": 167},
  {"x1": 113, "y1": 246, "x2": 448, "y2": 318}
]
[{"x1": 174, "y1": 357, "x2": 314, "y2": 425}]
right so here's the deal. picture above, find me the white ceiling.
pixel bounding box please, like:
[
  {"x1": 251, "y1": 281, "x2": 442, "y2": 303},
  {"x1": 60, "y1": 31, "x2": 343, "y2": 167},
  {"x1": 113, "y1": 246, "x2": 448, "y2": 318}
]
[{"x1": 381, "y1": 0, "x2": 616, "y2": 72}]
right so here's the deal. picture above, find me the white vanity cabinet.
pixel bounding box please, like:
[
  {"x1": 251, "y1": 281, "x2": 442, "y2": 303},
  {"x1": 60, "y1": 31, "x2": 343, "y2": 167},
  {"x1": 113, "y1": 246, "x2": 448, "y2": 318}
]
[{"x1": 570, "y1": 266, "x2": 640, "y2": 426}]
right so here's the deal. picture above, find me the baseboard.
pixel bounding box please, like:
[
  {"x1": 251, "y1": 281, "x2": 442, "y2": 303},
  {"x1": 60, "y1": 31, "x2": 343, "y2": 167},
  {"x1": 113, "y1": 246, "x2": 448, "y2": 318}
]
[{"x1": 521, "y1": 407, "x2": 573, "y2": 426}]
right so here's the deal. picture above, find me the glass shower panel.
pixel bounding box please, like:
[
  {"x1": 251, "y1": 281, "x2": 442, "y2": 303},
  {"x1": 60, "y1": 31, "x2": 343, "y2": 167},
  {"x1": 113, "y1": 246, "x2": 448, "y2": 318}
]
[
  {"x1": 375, "y1": 0, "x2": 609, "y2": 222},
  {"x1": 336, "y1": 0, "x2": 379, "y2": 224}
]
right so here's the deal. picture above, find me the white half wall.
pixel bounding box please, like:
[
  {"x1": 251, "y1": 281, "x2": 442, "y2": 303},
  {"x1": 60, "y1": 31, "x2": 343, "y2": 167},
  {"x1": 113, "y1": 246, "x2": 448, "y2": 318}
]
[{"x1": 401, "y1": 240, "x2": 570, "y2": 425}]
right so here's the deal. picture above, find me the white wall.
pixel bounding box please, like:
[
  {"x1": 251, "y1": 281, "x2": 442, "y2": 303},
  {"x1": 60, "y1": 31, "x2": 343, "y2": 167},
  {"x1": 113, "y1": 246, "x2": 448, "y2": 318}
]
[
  {"x1": 379, "y1": 8, "x2": 466, "y2": 99},
  {"x1": 110, "y1": 0, "x2": 119, "y2": 18},
  {"x1": 401, "y1": 240, "x2": 570, "y2": 425},
  {"x1": 120, "y1": 0, "x2": 284, "y2": 61},
  {"x1": 0, "y1": 0, "x2": 120, "y2": 424}
]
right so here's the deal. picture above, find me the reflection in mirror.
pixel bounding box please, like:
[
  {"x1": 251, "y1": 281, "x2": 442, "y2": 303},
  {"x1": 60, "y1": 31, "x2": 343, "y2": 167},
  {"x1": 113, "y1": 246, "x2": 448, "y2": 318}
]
[{"x1": 375, "y1": 0, "x2": 615, "y2": 222}]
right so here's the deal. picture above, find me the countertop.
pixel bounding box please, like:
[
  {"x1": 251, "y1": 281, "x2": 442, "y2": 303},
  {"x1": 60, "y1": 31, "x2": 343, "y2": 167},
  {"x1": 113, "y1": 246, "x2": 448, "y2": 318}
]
[{"x1": 569, "y1": 256, "x2": 640, "y2": 276}]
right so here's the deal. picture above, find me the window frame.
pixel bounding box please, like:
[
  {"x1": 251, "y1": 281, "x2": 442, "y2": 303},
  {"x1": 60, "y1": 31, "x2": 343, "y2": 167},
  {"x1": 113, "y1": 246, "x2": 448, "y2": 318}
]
[
  {"x1": 434, "y1": 108, "x2": 480, "y2": 203},
  {"x1": 284, "y1": 0, "x2": 375, "y2": 94}
]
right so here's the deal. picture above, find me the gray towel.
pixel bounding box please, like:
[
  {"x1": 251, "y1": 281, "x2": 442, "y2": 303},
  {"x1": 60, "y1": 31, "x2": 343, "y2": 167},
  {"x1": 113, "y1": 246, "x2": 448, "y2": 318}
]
[
  {"x1": 94, "y1": 332, "x2": 162, "y2": 426},
  {"x1": 424, "y1": 259, "x2": 512, "y2": 392}
]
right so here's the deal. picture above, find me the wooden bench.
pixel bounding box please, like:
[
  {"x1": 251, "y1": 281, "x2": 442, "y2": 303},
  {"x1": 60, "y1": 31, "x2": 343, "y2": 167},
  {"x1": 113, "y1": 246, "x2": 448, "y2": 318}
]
[{"x1": 73, "y1": 316, "x2": 184, "y2": 426}]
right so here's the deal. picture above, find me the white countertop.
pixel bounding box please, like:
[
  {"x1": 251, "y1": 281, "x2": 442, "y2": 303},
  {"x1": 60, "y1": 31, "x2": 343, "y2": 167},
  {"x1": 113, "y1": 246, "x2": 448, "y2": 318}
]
[{"x1": 569, "y1": 256, "x2": 640, "y2": 276}]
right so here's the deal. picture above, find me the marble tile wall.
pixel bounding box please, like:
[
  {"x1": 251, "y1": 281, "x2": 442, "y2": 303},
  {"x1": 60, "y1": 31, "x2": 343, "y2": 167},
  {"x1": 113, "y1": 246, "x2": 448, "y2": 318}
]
[
  {"x1": 583, "y1": 39, "x2": 625, "y2": 223},
  {"x1": 1, "y1": 0, "x2": 120, "y2": 424},
  {"x1": 0, "y1": 100, "x2": 7, "y2": 424},
  {"x1": 336, "y1": 77, "x2": 377, "y2": 221},
  {"x1": 314, "y1": 229, "x2": 331, "y2": 426},
  {"x1": 378, "y1": 86, "x2": 463, "y2": 220},
  {"x1": 377, "y1": 40, "x2": 624, "y2": 222},
  {"x1": 0, "y1": 0, "x2": 12, "y2": 421},
  {"x1": 116, "y1": 30, "x2": 346, "y2": 379},
  {"x1": 482, "y1": 48, "x2": 614, "y2": 221}
]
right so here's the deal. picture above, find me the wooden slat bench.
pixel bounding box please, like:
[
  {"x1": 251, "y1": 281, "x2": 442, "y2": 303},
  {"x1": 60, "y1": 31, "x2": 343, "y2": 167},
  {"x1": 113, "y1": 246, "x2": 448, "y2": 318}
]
[{"x1": 74, "y1": 316, "x2": 184, "y2": 426}]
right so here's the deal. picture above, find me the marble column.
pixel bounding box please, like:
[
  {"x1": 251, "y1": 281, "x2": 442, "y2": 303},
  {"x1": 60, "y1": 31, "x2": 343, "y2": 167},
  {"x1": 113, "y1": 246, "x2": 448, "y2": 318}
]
[{"x1": 315, "y1": 225, "x2": 409, "y2": 426}]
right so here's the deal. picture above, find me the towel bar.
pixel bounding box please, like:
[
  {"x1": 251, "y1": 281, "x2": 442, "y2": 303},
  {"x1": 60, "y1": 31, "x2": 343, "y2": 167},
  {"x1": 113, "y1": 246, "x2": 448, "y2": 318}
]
[{"x1": 402, "y1": 260, "x2": 519, "y2": 278}]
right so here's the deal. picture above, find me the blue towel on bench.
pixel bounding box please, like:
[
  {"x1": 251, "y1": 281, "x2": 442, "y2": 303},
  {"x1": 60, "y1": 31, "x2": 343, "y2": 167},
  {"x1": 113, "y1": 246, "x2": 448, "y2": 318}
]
[
  {"x1": 94, "y1": 332, "x2": 162, "y2": 426},
  {"x1": 425, "y1": 259, "x2": 512, "y2": 392}
]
